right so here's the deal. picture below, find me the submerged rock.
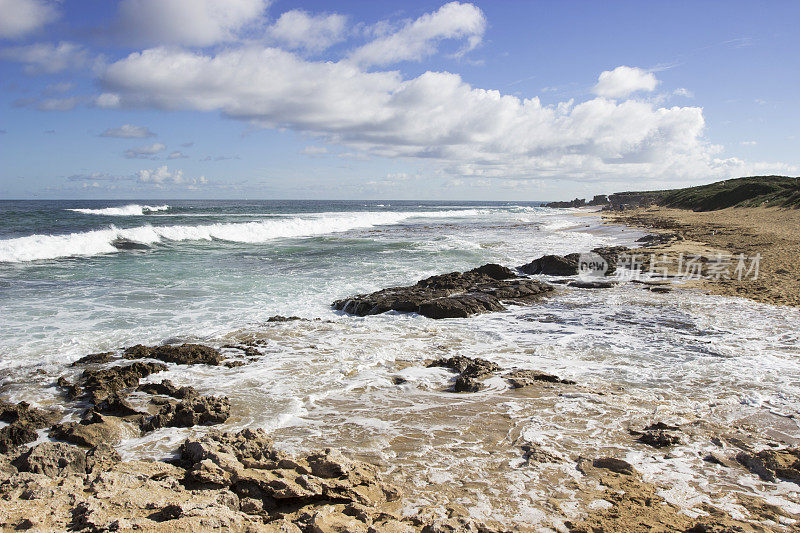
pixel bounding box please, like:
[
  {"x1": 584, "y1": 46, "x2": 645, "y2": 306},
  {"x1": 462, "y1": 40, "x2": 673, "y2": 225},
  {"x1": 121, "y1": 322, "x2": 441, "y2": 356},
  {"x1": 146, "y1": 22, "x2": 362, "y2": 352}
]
[
  {"x1": 505, "y1": 369, "x2": 576, "y2": 387},
  {"x1": 428, "y1": 356, "x2": 502, "y2": 393},
  {"x1": 333, "y1": 263, "x2": 552, "y2": 319},
  {"x1": 736, "y1": 447, "x2": 800, "y2": 483},
  {"x1": 124, "y1": 343, "x2": 225, "y2": 366},
  {"x1": 142, "y1": 395, "x2": 231, "y2": 431}
]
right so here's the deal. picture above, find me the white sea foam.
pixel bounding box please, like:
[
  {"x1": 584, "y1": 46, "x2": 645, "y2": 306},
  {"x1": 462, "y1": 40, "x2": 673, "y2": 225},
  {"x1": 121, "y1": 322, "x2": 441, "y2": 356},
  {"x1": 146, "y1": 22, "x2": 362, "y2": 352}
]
[
  {"x1": 67, "y1": 204, "x2": 170, "y2": 216},
  {"x1": 0, "y1": 209, "x2": 485, "y2": 262}
]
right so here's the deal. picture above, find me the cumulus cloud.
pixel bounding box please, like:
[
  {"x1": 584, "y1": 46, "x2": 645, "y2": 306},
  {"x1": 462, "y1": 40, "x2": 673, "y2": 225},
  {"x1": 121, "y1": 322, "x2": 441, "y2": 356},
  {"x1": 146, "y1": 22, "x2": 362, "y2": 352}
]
[
  {"x1": 0, "y1": 0, "x2": 58, "y2": 39},
  {"x1": 100, "y1": 45, "x2": 722, "y2": 181},
  {"x1": 348, "y1": 1, "x2": 486, "y2": 67},
  {"x1": 268, "y1": 10, "x2": 347, "y2": 52},
  {"x1": 137, "y1": 165, "x2": 206, "y2": 187},
  {"x1": 117, "y1": 0, "x2": 270, "y2": 47},
  {"x1": 100, "y1": 124, "x2": 156, "y2": 138},
  {"x1": 124, "y1": 142, "x2": 166, "y2": 159},
  {"x1": 593, "y1": 66, "x2": 658, "y2": 98},
  {"x1": 0, "y1": 41, "x2": 92, "y2": 74}
]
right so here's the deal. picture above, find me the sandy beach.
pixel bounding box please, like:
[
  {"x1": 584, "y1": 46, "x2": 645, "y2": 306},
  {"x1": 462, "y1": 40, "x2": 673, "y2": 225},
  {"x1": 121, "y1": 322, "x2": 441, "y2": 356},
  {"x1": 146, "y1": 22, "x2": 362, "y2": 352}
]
[{"x1": 604, "y1": 206, "x2": 800, "y2": 307}]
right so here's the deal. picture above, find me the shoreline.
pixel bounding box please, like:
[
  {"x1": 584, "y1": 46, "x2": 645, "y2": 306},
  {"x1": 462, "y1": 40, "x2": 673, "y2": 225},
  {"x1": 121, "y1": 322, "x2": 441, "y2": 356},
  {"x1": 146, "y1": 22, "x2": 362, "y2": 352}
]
[
  {"x1": 602, "y1": 206, "x2": 800, "y2": 307},
  {"x1": 2, "y1": 210, "x2": 800, "y2": 531}
]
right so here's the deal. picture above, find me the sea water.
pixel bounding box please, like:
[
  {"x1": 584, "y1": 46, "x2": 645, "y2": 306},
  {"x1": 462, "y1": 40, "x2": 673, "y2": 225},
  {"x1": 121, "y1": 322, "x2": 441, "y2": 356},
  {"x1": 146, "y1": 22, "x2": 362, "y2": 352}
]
[{"x1": 1, "y1": 199, "x2": 798, "y2": 527}]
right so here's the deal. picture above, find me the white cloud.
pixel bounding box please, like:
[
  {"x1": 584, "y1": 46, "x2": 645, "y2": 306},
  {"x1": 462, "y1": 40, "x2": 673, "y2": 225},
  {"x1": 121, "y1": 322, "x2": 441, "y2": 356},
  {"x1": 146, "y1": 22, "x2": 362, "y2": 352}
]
[
  {"x1": 94, "y1": 93, "x2": 121, "y2": 108},
  {"x1": 673, "y1": 87, "x2": 693, "y2": 98},
  {"x1": 36, "y1": 96, "x2": 81, "y2": 111},
  {"x1": 299, "y1": 146, "x2": 329, "y2": 155},
  {"x1": 100, "y1": 124, "x2": 156, "y2": 138},
  {"x1": 740, "y1": 140, "x2": 757, "y2": 146},
  {"x1": 0, "y1": 0, "x2": 58, "y2": 39},
  {"x1": 167, "y1": 150, "x2": 188, "y2": 159},
  {"x1": 136, "y1": 165, "x2": 205, "y2": 187},
  {"x1": 117, "y1": 0, "x2": 270, "y2": 47},
  {"x1": 348, "y1": 1, "x2": 486, "y2": 67},
  {"x1": 0, "y1": 41, "x2": 92, "y2": 74},
  {"x1": 593, "y1": 66, "x2": 658, "y2": 98},
  {"x1": 100, "y1": 48, "x2": 722, "y2": 182},
  {"x1": 268, "y1": 10, "x2": 347, "y2": 52},
  {"x1": 124, "y1": 142, "x2": 166, "y2": 158}
]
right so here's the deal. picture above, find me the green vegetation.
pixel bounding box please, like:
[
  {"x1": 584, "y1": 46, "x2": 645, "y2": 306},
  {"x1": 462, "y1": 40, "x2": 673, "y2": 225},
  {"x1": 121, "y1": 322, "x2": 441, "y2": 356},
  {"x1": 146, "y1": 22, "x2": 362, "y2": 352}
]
[
  {"x1": 658, "y1": 175, "x2": 800, "y2": 210},
  {"x1": 606, "y1": 176, "x2": 800, "y2": 211}
]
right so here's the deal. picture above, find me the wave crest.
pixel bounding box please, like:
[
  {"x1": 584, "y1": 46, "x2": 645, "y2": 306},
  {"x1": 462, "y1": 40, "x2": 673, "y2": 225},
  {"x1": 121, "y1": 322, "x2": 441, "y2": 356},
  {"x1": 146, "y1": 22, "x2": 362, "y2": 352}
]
[
  {"x1": 0, "y1": 209, "x2": 484, "y2": 263},
  {"x1": 67, "y1": 204, "x2": 170, "y2": 216}
]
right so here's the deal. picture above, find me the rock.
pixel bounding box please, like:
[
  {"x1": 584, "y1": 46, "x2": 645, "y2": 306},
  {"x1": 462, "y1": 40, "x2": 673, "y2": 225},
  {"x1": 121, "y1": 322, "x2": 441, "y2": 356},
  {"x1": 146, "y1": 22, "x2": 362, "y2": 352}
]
[
  {"x1": 142, "y1": 395, "x2": 231, "y2": 431},
  {"x1": 591, "y1": 457, "x2": 637, "y2": 476},
  {"x1": 638, "y1": 429, "x2": 681, "y2": 448},
  {"x1": 333, "y1": 264, "x2": 552, "y2": 319},
  {"x1": 68, "y1": 361, "x2": 168, "y2": 405},
  {"x1": 124, "y1": 343, "x2": 225, "y2": 366},
  {"x1": 70, "y1": 352, "x2": 116, "y2": 366},
  {"x1": 50, "y1": 413, "x2": 139, "y2": 448},
  {"x1": 521, "y1": 444, "x2": 563, "y2": 464},
  {"x1": 518, "y1": 254, "x2": 579, "y2": 276},
  {"x1": 267, "y1": 315, "x2": 304, "y2": 322},
  {"x1": 309, "y1": 505, "x2": 369, "y2": 533},
  {"x1": 428, "y1": 356, "x2": 500, "y2": 377},
  {"x1": 0, "y1": 423, "x2": 39, "y2": 454},
  {"x1": 505, "y1": 369, "x2": 576, "y2": 387},
  {"x1": 138, "y1": 379, "x2": 199, "y2": 399},
  {"x1": 454, "y1": 375, "x2": 483, "y2": 392},
  {"x1": 13, "y1": 442, "x2": 87, "y2": 477},
  {"x1": 519, "y1": 247, "x2": 629, "y2": 276},
  {"x1": 418, "y1": 294, "x2": 505, "y2": 319},
  {"x1": 736, "y1": 447, "x2": 800, "y2": 483},
  {"x1": 0, "y1": 400, "x2": 60, "y2": 453},
  {"x1": 428, "y1": 356, "x2": 501, "y2": 393},
  {"x1": 567, "y1": 280, "x2": 618, "y2": 289}
]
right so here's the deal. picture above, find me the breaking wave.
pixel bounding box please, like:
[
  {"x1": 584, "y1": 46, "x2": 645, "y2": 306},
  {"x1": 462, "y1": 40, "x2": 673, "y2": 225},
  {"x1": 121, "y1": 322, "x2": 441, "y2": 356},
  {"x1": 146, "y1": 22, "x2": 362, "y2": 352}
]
[
  {"x1": 0, "y1": 209, "x2": 484, "y2": 263},
  {"x1": 67, "y1": 204, "x2": 171, "y2": 216}
]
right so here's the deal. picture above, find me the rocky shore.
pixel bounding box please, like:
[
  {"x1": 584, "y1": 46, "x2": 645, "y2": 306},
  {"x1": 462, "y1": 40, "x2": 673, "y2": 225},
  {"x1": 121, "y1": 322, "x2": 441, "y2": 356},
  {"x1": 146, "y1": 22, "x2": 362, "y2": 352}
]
[
  {"x1": 604, "y1": 206, "x2": 800, "y2": 307},
  {"x1": 2, "y1": 244, "x2": 799, "y2": 531}
]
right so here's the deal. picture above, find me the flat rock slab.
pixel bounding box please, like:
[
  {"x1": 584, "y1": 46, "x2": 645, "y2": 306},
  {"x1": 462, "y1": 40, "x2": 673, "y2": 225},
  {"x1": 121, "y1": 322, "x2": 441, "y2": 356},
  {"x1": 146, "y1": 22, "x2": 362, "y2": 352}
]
[{"x1": 333, "y1": 263, "x2": 553, "y2": 319}]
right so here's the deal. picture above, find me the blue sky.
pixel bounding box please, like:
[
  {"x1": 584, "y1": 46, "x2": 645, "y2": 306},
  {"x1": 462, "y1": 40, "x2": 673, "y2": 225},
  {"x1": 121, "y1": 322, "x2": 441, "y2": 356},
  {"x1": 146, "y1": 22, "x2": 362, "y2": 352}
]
[{"x1": 0, "y1": 0, "x2": 798, "y2": 200}]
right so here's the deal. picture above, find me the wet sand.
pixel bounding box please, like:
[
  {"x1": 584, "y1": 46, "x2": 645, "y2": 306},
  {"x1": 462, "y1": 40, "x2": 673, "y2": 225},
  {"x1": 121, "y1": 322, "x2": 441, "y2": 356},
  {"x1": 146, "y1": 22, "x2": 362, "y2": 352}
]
[{"x1": 604, "y1": 206, "x2": 800, "y2": 307}]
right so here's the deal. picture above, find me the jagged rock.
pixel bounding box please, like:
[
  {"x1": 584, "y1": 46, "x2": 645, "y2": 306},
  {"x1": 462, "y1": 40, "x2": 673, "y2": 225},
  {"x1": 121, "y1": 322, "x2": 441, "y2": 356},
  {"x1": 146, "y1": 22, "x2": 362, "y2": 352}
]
[
  {"x1": 0, "y1": 423, "x2": 39, "y2": 454},
  {"x1": 736, "y1": 447, "x2": 800, "y2": 483},
  {"x1": 142, "y1": 395, "x2": 231, "y2": 431},
  {"x1": 66, "y1": 361, "x2": 168, "y2": 405},
  {"x1": 505, "y1": 369, "x2": 576, "y2": 388},
  {"x1": 70, "y1": 351, "x2": 116, "y2": 366},
  {"x1": 454, "y1": 375, "x2": 483, "y2": 392},
  {"x1": 124, "y1": 343, "x2": 225, "y2": 366},
  {"x1": 521, "y1": 444, "x2": 563, "y2": 464},
  {"x1": 0, "y1": 400, "x2": 60, "y2": 453},
  {"x1": 428, "y1": 356, "x2": 501, "y2": 393},
  {"x1": 519, "y1": 254, "x2": 579, "y2": 276},
  {"x1": 13, "y1": 442, "x2": 87, "y2": 477},
  {"x1": 428, "y1": 356, "x2": 500, "y2": 377},
  {"x1": 51, "y1": 413, "x2": 139, "y2": 448},
  {"x1": 138, "y1": 379, "x2": 199, "y2": 399},
  {"x1": 638, "y1": 429, "x2": 681, "y2": 448},
  {"x1": 333, "y1": 264, "x2": 552, "y2": 319}
]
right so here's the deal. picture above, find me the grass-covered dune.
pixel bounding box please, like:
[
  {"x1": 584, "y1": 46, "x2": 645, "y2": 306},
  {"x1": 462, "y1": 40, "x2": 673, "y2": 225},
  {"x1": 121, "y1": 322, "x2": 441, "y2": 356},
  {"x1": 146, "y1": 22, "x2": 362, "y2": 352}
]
[{"x1": 608, "y1": 175, "x2": 800, "y2": 211}]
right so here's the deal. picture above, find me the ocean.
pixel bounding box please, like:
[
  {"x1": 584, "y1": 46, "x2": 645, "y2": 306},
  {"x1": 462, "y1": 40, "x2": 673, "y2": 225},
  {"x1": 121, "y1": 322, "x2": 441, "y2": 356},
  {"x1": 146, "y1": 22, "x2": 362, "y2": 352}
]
[{"x1": 1, "y1": 199, "x2": 799, "y2": 525}]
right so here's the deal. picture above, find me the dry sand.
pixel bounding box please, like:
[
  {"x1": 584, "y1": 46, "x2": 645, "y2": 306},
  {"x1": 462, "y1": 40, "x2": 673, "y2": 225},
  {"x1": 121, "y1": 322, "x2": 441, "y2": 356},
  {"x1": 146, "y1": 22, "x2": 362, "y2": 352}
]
[{"x1": 604, "y1": 206, "x2": 800, "y2": 307}]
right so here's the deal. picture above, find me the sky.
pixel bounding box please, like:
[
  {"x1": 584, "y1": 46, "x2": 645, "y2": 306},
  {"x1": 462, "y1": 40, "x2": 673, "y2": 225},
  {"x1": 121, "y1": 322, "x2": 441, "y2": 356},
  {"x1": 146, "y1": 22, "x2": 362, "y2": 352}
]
[{"x1": 0, "y1": 0, "x2": 798, "y2": 201}]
